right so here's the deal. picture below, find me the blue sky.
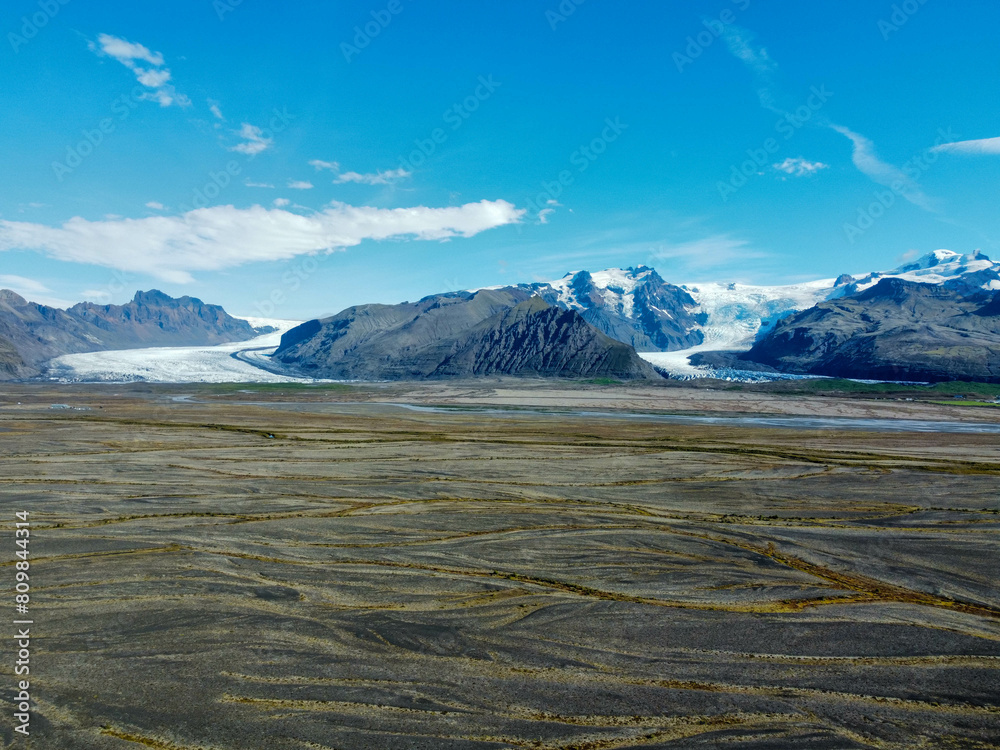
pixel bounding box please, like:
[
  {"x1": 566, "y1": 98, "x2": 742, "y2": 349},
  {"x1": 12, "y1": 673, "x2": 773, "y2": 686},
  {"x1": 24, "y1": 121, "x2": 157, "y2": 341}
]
[{"x1": 2, "y1": 0, "x2": 999, "y2": 319}]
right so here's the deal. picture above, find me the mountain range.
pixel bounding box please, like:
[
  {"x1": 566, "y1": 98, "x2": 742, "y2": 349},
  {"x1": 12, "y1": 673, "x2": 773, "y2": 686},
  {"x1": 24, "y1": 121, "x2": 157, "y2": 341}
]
[{"x1": 3, "y1": 248, "x2": 999, "y2": 383}]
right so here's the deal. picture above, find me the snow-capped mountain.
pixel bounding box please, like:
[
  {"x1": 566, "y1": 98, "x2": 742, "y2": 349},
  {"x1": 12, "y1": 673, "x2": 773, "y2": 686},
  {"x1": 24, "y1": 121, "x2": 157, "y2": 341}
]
[
  {"x1": 680, "y1": 250, "x2": 997, "y2": 351},
  {"x1": 523, "y1": 266, "x2": 705, "y2": 351},
  {"x1": 514, "y1": 250, "x2": 999, "y2": 376},
  {"x1": 888, "y1": 248, "x2": 998, "y2": 284},
  {"x1": 844, "y1": 249, "x2": 1000, "y2": 298}
]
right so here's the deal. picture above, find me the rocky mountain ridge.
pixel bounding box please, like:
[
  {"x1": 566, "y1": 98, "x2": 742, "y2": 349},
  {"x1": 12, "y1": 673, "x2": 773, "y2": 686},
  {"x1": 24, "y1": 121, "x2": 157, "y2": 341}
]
[
  {"x1": 0, "y1": 289, "x2": 261, "y2": 380},
  {"x1": 742, "y1": 277, "x2": 1000, "y2": 382}
]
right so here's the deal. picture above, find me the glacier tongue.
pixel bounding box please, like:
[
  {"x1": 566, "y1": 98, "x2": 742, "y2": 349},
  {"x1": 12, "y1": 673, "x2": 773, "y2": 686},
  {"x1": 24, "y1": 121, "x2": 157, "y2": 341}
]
[{"x1": 45, "y1": 318, "x2": 325, "y2": 384}]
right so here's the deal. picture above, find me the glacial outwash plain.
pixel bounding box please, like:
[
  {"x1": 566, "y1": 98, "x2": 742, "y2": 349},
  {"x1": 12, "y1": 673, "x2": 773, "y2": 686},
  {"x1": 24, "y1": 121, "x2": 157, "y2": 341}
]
[{"x1": 1, "y1": 379, "x2": 998, "y2": 749}]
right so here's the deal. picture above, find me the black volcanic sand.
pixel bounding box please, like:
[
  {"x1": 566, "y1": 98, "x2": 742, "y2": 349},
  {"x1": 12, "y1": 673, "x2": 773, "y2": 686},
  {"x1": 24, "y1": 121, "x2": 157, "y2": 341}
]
[{"x1": 0, "y1": 383, "x2": 998, "y2": 749}]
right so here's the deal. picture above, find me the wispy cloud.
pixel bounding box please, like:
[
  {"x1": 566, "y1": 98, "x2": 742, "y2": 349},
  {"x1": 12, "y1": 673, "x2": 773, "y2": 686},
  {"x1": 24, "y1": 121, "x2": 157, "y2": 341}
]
[
  {"x1": 773, "y1": 157, "x2": 828, "y2": 177},
  {"x1": 334, "y1": 168, "x2": 411, "y2": 185},
  {"x1": 830, "y1": 124, "x2": 934, "y2": 210},
  {"x1": 0, "y1": 274, "x2": 51, "y2": 295},
  {"x1": 229, "y1": 124, "x2": 273, "y2": 156},
  {"x1": 651, "y1": 234, "x2": 767, "y2": 271},
  {"x1": 931, "y1": 136, "x2": 1000, "y2": 155},
  {"x1": 90, "y1": 33, "x2": 188, "y2": 108},
  {"x1": 722, "y1": 25, "x2": 835, "y2": 135},
  {"x1": 722, "y1": 25, "x2": 780, "y2": 113},
  {"x1": 309, "y1": 159, "x2": 340, "y2": 172},
  {"x1": 208, "y1": 101, "x2": 224, "y2": 121},
  {"x1": 244, "y1": 180, "x2": 275, "y2": 188},
  {"x1": 310, "y1": 160, "x2": 410, "y2": 185},
  {"x1": 273, "y1": 198, "x2": 291, "y2": 207},
  {"x1": 145, "y1": 201, "x2": 167, "y2": 210},
  {"x1": 0, "y1": 200, "x2": 525, "y2": 283},
  {"x1": 0, "y1": 275, "x2": 77, "y2": 308},
  {"x1": 287, "y1": 180, "x2": 314, "y2": 190}
]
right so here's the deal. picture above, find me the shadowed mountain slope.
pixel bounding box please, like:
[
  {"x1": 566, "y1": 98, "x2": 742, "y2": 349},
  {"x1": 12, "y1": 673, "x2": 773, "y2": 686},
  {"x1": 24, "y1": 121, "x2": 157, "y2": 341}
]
[
  {"x1": 743, "y1": 278, "x2": 1000, "y2": 382},
  {"x1": 273, "y1": 291, "x2": 661, "y2": 380}
]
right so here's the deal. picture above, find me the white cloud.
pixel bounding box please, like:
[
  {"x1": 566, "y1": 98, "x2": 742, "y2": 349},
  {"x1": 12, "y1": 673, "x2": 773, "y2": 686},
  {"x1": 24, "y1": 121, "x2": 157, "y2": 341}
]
[
  {"x1": 0, "y1": 200, "x2": 525, "y2": 283},
  {"x1": 93, "y1": 34, "x2": 164, "y2": 66},
  {"x1": 537, "y1": 208, "x2": 555, "y2": 224},
  {"x1": 135, "y1": 68, "x2": 171, "y2": 88},
  {"x1": 209, "y1": 101, "x2": 224, "y2": 121},
  {"x1": 244, "y1": 180, "x2": 275, "y2": 188},
  {"x1": 773, "y1": 157, "x2": 828, "y2": 177},
  {"x1": 931, "y1": 136, "x2": 1000, "y2": 155},
  {"x1": 229, "y1": 124, "x2": 273, "y2": 156},
  {"x1": 146, "y1": 201, "x2": 167, "y2": 210},
  {"x1": 90, "y1": 33, "x2": 188, "y2": 108},
  {"x1": 309, "y1": 159, "x2": 340, "y2": 172},
  {"x1": 831, "y1": 124, "x2": 933, "y2": 210},
  {"x1": 334, "y1": 168, "x2": 411, "y2": 185},
  {"x1": 273, "y1": 198, "x2": 291, "y2": 207},
  {"x1": 287, "y1": 180, "x2": 314, "y2": 190}
]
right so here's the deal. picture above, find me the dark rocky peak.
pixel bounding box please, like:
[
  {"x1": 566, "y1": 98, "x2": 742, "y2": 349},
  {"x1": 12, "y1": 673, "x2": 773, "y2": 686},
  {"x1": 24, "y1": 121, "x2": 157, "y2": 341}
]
[{"x1": 133, "y1": 289, "x2": 177, "y2": 306}]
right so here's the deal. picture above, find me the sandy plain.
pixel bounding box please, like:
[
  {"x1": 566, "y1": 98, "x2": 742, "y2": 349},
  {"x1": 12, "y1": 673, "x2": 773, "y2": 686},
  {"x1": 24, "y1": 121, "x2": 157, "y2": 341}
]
[{"x1": 0, "y1": 380, "x2": 998, "y2": 749}]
